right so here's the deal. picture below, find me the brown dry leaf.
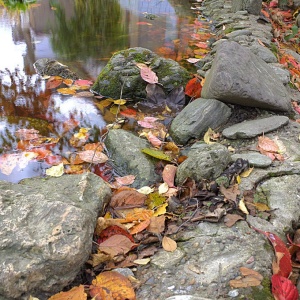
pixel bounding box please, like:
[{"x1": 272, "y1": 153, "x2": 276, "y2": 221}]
[
  {"x1": 48, "y1": 285, "x2": 87, "y2": 300},
  {"x1": 223, "y1": 213, "x2": 244, "y2": 227},
  {"x1": 229, "y1": 276, "x2": 261, "y2": 288},
  {"x1": 162, "y1": 236, "x2": 177, "y2": 252},
  {"x1": 130, "y1": 219, "x2": 151, "y2": 235},
  {"x1": 99, "y1": 234, "x2": 138, "y2": 257},
  {"x1": 219, "y1": 184, "x2": 240, "y2": 202},
  {"x1": 83, "y1": 142, "x2": 104, "y2": 152},
  {"x1": 92, "y1": 271, "x2": 136, "y2": 300},
  {"x1": 162, "y1": 164, "x2": 177, "y2": 187},
  {"x1": 110, "y1": 188, "x2": 147, "y2": 209},
  {"x1": 147, "y1": 215, "x2": 165, "y2": 234},
  {"x1": 78, "y1": 150, "x2": 108, "y2": 164},
  {"x1": 88, "y1": 286, "x2": 106, "y2": 300},
  {"x1": 46, "y1": 76, "x2": 63, "y2": 89},
  {"x1": 115, "y1": 175, "x2": 136, "y2": 186},
  {"x1": 138, "y1": 245, "x2": 158, "y2": 259},
  {"x1": 163, "y1": 141, "x2": 180, "y2": 154},
  {"x1": 90, "y1": 252, "x2": 113, "y2": 267},
  {"x1": 257, "y1": 136, "x2": 284, "y2": 161},
  {"x1": 240, "y1": 267, "x2": 263, "y2": 280}
]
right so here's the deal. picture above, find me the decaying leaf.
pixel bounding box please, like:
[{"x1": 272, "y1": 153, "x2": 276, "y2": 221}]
[
  {"x1": 162, "y1": 236, "x2": 177, "y2": 252},
  {"x1": 147, "y1": 215, "x2": 165, "y2": 234},
  {"x1": 45, "y1": 162, "x2": 64, "y2": 177},
  {"x1": 130, "y1": 219, "x2": 151, "y2": 235},
  {"x1": 91, "y1": 271, "x2": 136, "y2": 300},
  {"x1": 48, "y1": 285, "x2": 87, "y2": 300},
  {"x1": 78, "y1": 150, "x2": 108, "y2": 164},
  {"x1": 146, "y1": 132, "x2": 162, "y2": 147},
  {"x1": 141, "y1": 148, "x2": 172, "y2": 161},
  {"x1": 46, "y1": 76, "x2": 63, "y2": 89},
  {"x1": 115, "y1": 175, "x2": 135, "y2": 186},
  {"x1": 223, "y1": 213, "x2": 244, "y2": 227},
  {"x1": 219, "y1": 184, "x2": 240, "y2": 202},
  {"x1": 137, "y1": 186, "x2": 155, "y2": 194},
  {"x1": 133, "y1": 258, "x2": 151, "y2": 265},
  {"x1": 111, "y1": 188, "x2": 147, "y2": 209},
  {"x1": 257, "y1": 136, "x2": 284, "y2": 161}
]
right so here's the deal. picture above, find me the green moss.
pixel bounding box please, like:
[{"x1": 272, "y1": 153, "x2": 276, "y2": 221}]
[
  {"x1": 253, "y1": 190, "x2": 269, "y2": 205},
  {"x1": 224, "y1": 27, "x2": 235, "y2": 34}
]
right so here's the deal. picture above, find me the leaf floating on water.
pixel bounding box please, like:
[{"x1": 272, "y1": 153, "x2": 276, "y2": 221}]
[
  {"x1": 62, "y1": 78, "x2": 73, "y2": 86},
  {"x1": 113, "y1": 99, "x2": 127, "y2": 105},
  {"x1": 78, "y1": 150, "x2": 108, "y2": 164},
  {"x1": 141, "y1": 148, "x2": 172, "y2": 161},
  {"x1": 46, "y1": 162, "x2": 64, "y2": 177},
  {"x1": 56, "y1": 88, "x2": 76, "y2": 95},
  {"x1": 74, "y1": 79, "x2": 93, "y2": 86},
  {"x1": 46, "y1": 76, "x2": 63, "y2": 89}
]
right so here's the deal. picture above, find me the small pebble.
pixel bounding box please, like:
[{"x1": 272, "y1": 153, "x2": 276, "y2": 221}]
[{"x1": 228, "y1": 289, "x2": 239, "y2": 297}]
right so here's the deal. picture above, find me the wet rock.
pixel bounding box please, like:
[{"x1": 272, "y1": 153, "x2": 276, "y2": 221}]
[
  {"x1": 176, "y1": 143, "x2": 231, "y2": 185},
  {"x1": 222, "y1": 116, "x2": 289, "y2": 139},
  {"x1": 105, "y1": 129, "x2": 160, "y2": 188},
  {"x1": 231, "y1": 152, "x2": 272, "y2": 168},
  {"x1": 169, "y1": 98, "x2": 231, "y2": 145},
  {"x1": 201, "y1": 41, "x2": 292, "y2": 112},
  {"x1": 0, "y1": 173, "x2": 111, "y2": 299},
  {"x1": 231, "y1": 0, "x2": 262, "y2": 15},
  {"x1": 92, "y1": 47, "x2": 191, "y2": 99},
  {"x1": 34, "y1": 58, "x2": 79, "y2": 79}
]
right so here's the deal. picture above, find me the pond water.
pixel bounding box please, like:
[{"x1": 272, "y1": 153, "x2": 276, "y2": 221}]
[{"x1": 0, "y1": 0, "x2": 196, "y2": 182}]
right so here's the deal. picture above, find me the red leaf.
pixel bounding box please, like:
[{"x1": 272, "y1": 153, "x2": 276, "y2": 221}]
[
  {"x1": 91, "y1": 163, "x2": 113, "y2": 182},
  {"x1": 120, "y1": 107, "x2": 137, "y2": 118},
  {"x1": 254, "y1": 228, "x2": 292, "y2": 278},
  {"x1": 140, "y1": 66, "x2": 158, "y2": 84},
  {"x1": 97, "y1": 225, "x2": 135, "y2": 244},
  {"x1": 185, "y1": 77, "x2": 202, "y2": 98},
  {"x1": 272, "y1": 274, "x2": 298, "y2": 300},
  {"x1": 74, "y1": 79, "x2": 93, "y2": 86}
]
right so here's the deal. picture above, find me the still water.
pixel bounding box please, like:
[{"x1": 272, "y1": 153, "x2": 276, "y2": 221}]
[{"x1": 0, "y1": 0, "x2": 195, "y2": 182}]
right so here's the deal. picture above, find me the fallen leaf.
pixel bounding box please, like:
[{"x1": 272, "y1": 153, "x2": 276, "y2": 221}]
[
  {"x1": 146, "y1": 132, "x2": 162, "y2": 147},
  {"x1": 120, "y1": 107, "x2": 137, "y2": 118},
  {"x1": 133, "y1": 258, "x2": 151, "y2": 265},
  {"x1": 46, "y1": 76, "x2": 63, "y2": 89},
  {"x1": 239, "y1": 197, "x2": 249, "y2": 214},
  {"x1": 56, "y1": 88, "x2": 76, "y2": 95},
  {"x1": 15, "y1": 128, "x2": 41, "y2": 140},
  {"x1": 48, "y1": 285, "x2": 87, "y2": 300},
  {"x1": 185, "y1": 77, "x2": 202, "y2": 98},
  {"x1": 162, "y1": 236, "x2": 177, "y2": 252},
  {"x1": 137, "y1": 186, "x2": 155, "y2": 194},
  {"x1": 158, "y1": 182, "x2": 169, "y2": 194},
  {"x1": 140, "y1": 66, "x2": 158, "y2": 84},
  {"x1": 113, "y1": 99, "x2": 127, "y2": 105},
  {"x1": 240, "y1": 267, "x2": 263, "y2": 280},
  {"x1": 162, "y1": 164, "x2": 177, "y2": 187},
  {"x1": 153, "y1": 202, "x2": 168, "y2": 216},
  {"x1": 240, "y1": 167, "x2": 254, "y2": 178},
  {"x1": 95, "y1": 217, "x2": 128, "y2": 236},
  {"x1": 130, "y1": 219, "x2": 151, "y2": 235},
  {"x1": 99, "y1": 234, "x2": 138, "y2": 257},
  {"x1": 46, "y1": 162, "x2": 64, "y2": 177},
  {"x1": 219, "y1": 184, "x2": 240, "y2": 202},
  {"x1": 91, "y1": 271, "x2": 136, "y2": 300},
  {"x1": 223, "y1": 213, "x2": 244, "y2": 227},
  {"x1": 74, "y1": 79, "x2": 93, "y2": 86},
  {"x1": 115, "y1": 175, "x2": 136, "y2": 186},
  {"x1": 141, "y1": 148, "x2": 172, "y2": 161},
  {"x1": 111, "y1": 188, "x2": 147, "y2": 209},
  {"x1": 272, "y1": 274, "x2": 298, "y2": 300},
  {"x1": 78, "y1": 150, "x2": 108, "y2": 164},
  {"x1": 147, "y1": 215, "x2": 165, "y2": 234},
  {"x1": 203, "y1": 127, "x2": 216, "y2": 145}
]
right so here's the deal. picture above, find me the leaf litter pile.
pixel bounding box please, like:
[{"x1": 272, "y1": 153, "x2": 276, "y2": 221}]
[{"x1": 2, "y1": 1, "x2": 300, "y2": 299}]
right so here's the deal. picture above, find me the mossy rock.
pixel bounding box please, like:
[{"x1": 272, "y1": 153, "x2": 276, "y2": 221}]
[{"x1": 92, "y1": 47, "x2": 191, "y2": 100}]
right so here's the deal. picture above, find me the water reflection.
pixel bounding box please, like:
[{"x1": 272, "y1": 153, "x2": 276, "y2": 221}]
[{"x1": 0, "y1": 0, "x2": 193, "y2": 182}]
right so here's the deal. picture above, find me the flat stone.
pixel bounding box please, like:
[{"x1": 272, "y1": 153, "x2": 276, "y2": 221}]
[
  {"x1": 201, "y1": 41, "x2": 292, "y2": 112},
  {"x1": 222, "y1": 116, "x2": 289, "y2": 139},
  {"x1": 0, "y1": 173, "x2": 111, "y2": 299},
  {"x1": 169, "y1": 98, "x2": 231, "y2": 145},
  {"x1": 249, "y1": 44, "x2": 277, "y2": 63},
  {"x1": 231, "y1": 152, "x2": 272, "y2": 167},
  {"x1": 151, "y1": 248, "x2": 185, "y2": 268},
  {"x1": 225, "y1": 29, "x2": 252, "y2": 38}
]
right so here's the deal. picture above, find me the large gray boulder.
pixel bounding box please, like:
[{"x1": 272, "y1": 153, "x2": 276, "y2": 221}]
[
  {"x1": 201, "y1": 41, "x2": 292, "y2": 112},
  {"x1": 169, "y1": 98, "x2": 231, "y2": 145},
  {"x1": 176, "y1": 143, "x2": 231, "y2": 185},
  {"x1": 105, "y1": 129, "x2": 160, "y2": 188},
  {"x1": 0, "y1": 173, "x2": 111, "y2": 300},
  {"x1": 92, "y1": 47, "x2": 191, "y2": 99}
]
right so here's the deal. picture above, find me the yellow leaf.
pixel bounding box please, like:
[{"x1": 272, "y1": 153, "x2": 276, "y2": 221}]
[
  {"x1": 133, "y1": 258, "x2": 151, "y2": 265},
  {"x1": 240, "y1": 167, "x2": 254, "y2": 178},
  {"x1": 56, "y1": 88, "x2": 76, "y2": 95},
  {"x1": 252, "y1": 202, "x2": 270, "y2": 211},
  {"x1": 141, "y1": 148, "x2": 172, "y2": 161},
  {"x1": 236, "y1": 175, "x2": 241, "y2": 184},
  {"x1": 46, "y1": 163, "x2": 64, "y2": 177},
  {"x1": 154, "y1": 203, "x2": 168, "y2": 216},
  {"x1": 162, "y1": 236, "x2": 177, "y2": 252},
  {"x1": 113, "y1": 99, "x2": 127, "y2": 105},
  {"x1": 203, "y1": 128, "x2": 216, "y2": 145},
  {"x1": 239, "y1": 197, "x2": 249, "y2": 215}
]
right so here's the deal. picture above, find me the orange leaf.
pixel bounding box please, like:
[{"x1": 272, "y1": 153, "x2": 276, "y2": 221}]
[
  {"x1": 46, "y1": 76, "x2": 63, "y2": 89},
  {"x1": 92, "y1": 271, "x2": 136, "y2": 300},
  {"x1": 162, "y1": 164, "x2": 177, "y2": 187},
  {"x1": 48, "y1": 285, "x2": 87, "y2": 300},
  {"x1": 130, "y1": 219, "x2": 151, "y2": 235},
  {"x1": 185, "y1": 77, "x2": 202, "y2": 98},
  {"x1": 57, "y1": 88, "x2": 76, "y2": 95},
  {"x1": 147, "y1": 215, "x2": 165, "y2": 234},
  {"x1": 162, "y1": 236, "x2": 177, "y2": 252}
]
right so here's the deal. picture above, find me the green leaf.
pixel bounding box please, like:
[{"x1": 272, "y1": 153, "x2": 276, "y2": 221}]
[
  {"x1": 292, "y1": 25, "x2": 298, "y2": 36},
  {"x1": 146, "y1": 192, "x2": 166, "y2": 209},
  {"x1": 141, "y1": 148, "x2": 172, "y2": 161}
]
